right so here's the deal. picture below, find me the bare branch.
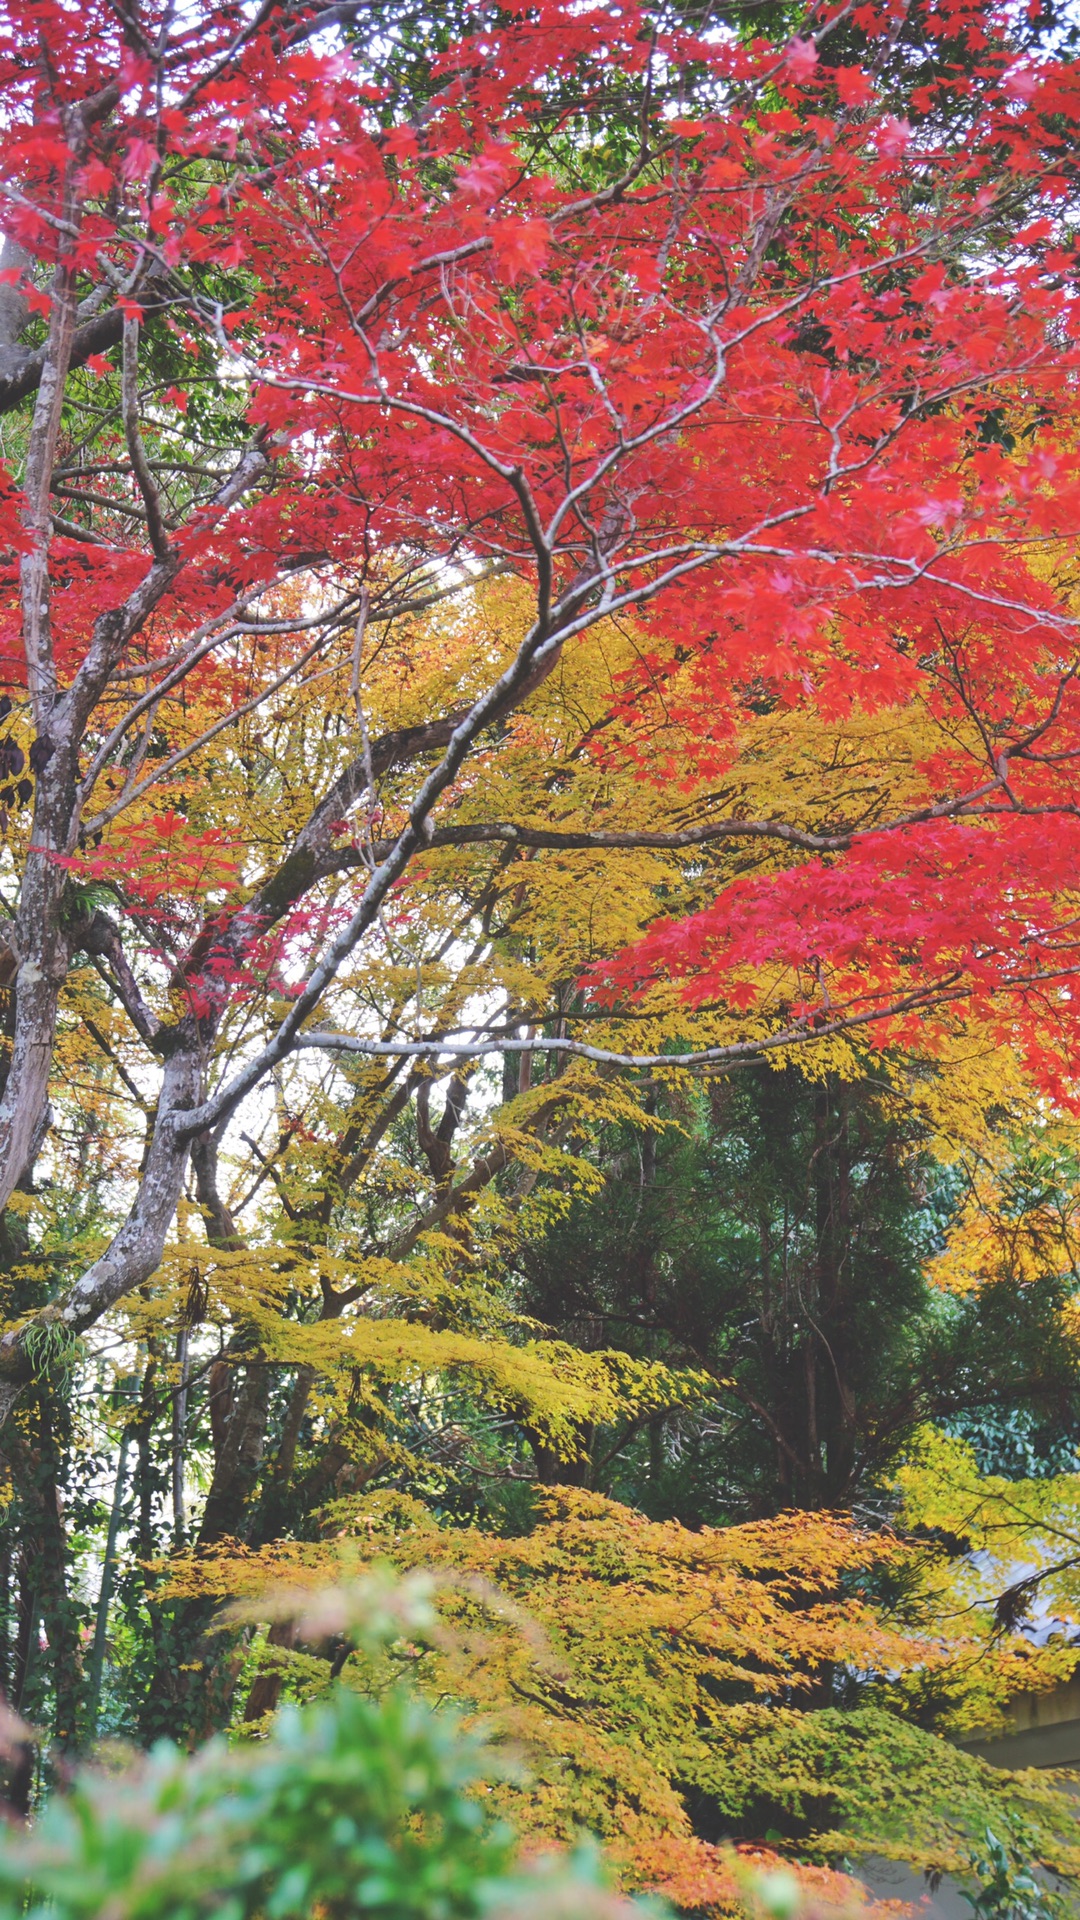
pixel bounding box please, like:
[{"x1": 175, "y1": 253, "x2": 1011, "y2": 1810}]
[{"x1": 121, "y1": 313, "x2": 171, "y2": 559}]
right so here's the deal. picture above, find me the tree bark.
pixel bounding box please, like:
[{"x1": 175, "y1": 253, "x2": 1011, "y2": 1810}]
[{"x1": 0, "y1": 1036, "x2": 202, "y2": 1423}]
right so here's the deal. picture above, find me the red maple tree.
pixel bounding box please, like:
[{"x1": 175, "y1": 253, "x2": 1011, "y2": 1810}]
[{"x1": 0, "y1": 0, "x2": 1077, "y2": 1405}]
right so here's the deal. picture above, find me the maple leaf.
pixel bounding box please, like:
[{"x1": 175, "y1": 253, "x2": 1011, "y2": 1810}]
[
  {"x1": 784, "y1": 38, "x2": 819, "y2": 80},
  {"x1": 119, "y1": 135, "x2": 158, "y2": 183},
  {"x1": 834, "y1": 64, "x2": 875, "y2": 105},
  {"x1": 457, "y1": 145, "x2": 516, "y2": 202},
  {"x1": 491, "y1": 219, "x2": 550, "y2": 278}
]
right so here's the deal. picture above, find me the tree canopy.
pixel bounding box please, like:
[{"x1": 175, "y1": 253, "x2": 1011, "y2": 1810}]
[{"x1": 3, "y1": 0, "x2": 1080, "y2": 1911}]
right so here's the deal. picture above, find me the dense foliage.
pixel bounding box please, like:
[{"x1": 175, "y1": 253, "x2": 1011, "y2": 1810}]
[
  {"x1": 515, "y1": 1072, "x2": 1080, "y2": 1516},
  {"x1": 2, "y1": 0, "x2": 1080, "y2": 1911},
  {"x1": 0, "y1": 1579, "x2": 639, "y2": 1920},
  {"x1": 160, "y1": 1491, "x2": 1080, "y2": 1908}
]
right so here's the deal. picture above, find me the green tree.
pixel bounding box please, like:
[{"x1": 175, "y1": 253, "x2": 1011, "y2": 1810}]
[{"x1": 516, "y1": 1068, "x2": 1080, "y2": 1517}]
